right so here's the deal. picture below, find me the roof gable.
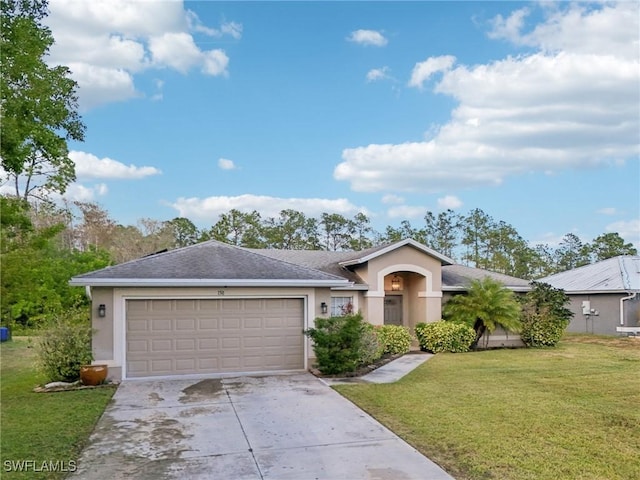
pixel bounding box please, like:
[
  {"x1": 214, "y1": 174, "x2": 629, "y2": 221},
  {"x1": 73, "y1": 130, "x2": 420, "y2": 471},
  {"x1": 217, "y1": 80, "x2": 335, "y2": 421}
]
[{"x1": 338, "y1": 239, "x2": 454, "y2": 267}]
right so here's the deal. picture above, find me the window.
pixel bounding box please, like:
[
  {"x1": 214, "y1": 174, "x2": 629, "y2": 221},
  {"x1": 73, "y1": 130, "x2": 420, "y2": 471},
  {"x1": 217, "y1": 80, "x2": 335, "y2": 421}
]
[{"x1": 331, "y1": 296, "x2": 353, "y2": 316}]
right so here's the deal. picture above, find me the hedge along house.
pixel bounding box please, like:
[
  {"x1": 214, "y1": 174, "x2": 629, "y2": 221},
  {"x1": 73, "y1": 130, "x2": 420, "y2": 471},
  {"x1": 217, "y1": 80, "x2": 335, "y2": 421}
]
[
  {"x1": 70, "y1": 238, "x2": 529, "y2": 381},
  {"x1": 540, "y1": 256, "x2": 640, "y2": 336}
]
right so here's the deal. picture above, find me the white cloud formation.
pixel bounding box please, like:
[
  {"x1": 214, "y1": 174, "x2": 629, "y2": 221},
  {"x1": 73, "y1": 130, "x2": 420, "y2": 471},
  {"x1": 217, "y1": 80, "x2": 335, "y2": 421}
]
[
  {"x1": 186, "y1": 11, "x2": 242, "y2": 39},
  {"x1": 71, "y1": 151, "x2": 162, "y2": 180},
  {"x1": 408, "y1": 55, "x2": 456, "y2": 89},
  {"x1": 387, "y1": 205, "x2": 426, "y2": 219},
  {"x1": 171, "y1": 195, "x2": 366, "y2": 222},
  {"x1": 605, "y1": 218, "x2": 640, "y2": 248},
  {"x1": 60, "y1": 183, "x2": 109, "y2": 202},
  {"x1": 437, "y1": 195, "x2": 463, "y2": 210},
  {"x1": 218, "y1": 158, "x2": 236, "y2": 170},
  {"x1": 366, "y1": 67, "x2": 391, "y2": 82},
  {"x1": 347, "y1": 29, "x2": 388, "y2": 47},
  {"x1": 47, "y1": 0, "x2": 239, "y2": 109},
  {"x1": 335, "y1": 2, "x2": 639, "y2": 193}
]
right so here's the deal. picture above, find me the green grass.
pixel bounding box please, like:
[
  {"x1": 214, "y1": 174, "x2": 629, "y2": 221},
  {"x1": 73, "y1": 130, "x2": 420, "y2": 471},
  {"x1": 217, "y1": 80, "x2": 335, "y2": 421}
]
[
  {"x1": 1, "y1": 337, "x2": 116, "y2": 479},
  {"x1": 335, "y1": 334, "x2": 640, "y2": 480}
]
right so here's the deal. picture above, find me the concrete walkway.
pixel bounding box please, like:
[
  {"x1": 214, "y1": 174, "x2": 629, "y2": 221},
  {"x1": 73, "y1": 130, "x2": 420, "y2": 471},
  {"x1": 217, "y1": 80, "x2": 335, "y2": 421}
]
[
  {"x1": 71, "y1": 369, "x2": 452, "y2": 480},
  {"x1": 321, "y1": 351, "x2": 434, "y2": 385}
]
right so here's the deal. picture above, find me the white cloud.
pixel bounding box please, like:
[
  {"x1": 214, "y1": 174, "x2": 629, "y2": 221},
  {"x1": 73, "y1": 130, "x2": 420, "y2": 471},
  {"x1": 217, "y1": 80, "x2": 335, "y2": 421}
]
[
  {"x1": 71, "y1": 151, "x2": 162, "y2": 180},
  {"x1": 489, "y1": 2, "x2": 638, "y2": 60},
  {"x1": 187, "y1": 11, "x2": 242, "y2": 39},
  {"x1": 437, "y1": 195, "x2": 463, "y2": 210},
  {"x1": 605, "y1": 218, "x2": 640, "y2": 248},
  {"x1": 47, "y1": 0, "x2": 238, "y2": 109},
  {"x1": 488, "y1": 7, "x2": 531, "y2": 44},
  {"x1": 218, "y1": 158, "x2": 236, "y2": 170},
  {"x1": 596, "y1": 207, "x2": 617, "y2": 216},
  {"x1": 336, "y1": 2, "x2": 639, "y2": 193},
  {"x1": 347, "y1": 29, "x2": 388, "y2": 47},
  {"x1": 408, "y1": 55, "x2": 456, "y2": 89},
  {"x1": 171, "y1": 194, "x2": 366, "y2": 222},
  {"x1": 202, "y1": 49, "x2": 230, "y2": 76},
  {"x1": 149, "y1": 32, "x2": 203, "y2": 73},
  {"x1": 366, "y1": 67, "x2": 391, "y2": 82},
  {"x1": 60, "y1": 183, "x2": 109, "y2": 202},
  {"x1": 66, "y1": 63, "x2": 137, "y2": 110},
  {"x1": 382, "y1": 194, "x2": 404, "y2": 204},
  {"x1": 387, "y1": 205, "x2": 426, "y2": 219}
]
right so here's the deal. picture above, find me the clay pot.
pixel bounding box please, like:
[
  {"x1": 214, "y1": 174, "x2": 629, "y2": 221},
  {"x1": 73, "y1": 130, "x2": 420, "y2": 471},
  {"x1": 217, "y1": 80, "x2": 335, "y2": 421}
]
[{"x1": 80, "y1": 364, "x2": 108, "y2": 386}]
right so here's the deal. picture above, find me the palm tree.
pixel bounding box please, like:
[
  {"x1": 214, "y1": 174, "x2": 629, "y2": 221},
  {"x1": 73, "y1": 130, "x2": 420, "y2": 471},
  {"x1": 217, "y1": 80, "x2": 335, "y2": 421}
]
[{"x1": 443, "y1": 277, "x2": 522, "y2": 349}]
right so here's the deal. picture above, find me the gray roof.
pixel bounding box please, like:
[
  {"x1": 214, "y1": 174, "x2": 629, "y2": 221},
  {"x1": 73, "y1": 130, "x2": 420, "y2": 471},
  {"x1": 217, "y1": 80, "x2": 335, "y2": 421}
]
[
  {"x1": 248, "y1": 249, "x2": 366, "y2": 285},
  {"x1": 70, "y1": 237, "x2": 530, "y2": 291},
  {"x1": 539, "y1": 256, "x2": 640, "y2": 293},
  {"x1": 70, "y1": 240, "x2": 350, "y2": 288},
  {"x1": 442, "y1": 264, "x2": 531, "y2": 292}
]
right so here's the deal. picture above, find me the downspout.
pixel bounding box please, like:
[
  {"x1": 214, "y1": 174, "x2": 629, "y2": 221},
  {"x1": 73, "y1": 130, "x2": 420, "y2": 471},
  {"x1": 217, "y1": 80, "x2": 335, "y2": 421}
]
[
  {"x1": 85, "y1": 285, "x2": 92, "y2": 300},
  {"x1": 620, "y1": 292, "x2": 637, "y2": 326}
]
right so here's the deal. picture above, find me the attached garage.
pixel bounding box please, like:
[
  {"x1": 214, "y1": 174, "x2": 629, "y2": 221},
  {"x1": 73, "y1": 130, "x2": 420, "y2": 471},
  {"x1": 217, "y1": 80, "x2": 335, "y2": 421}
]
[{"x1": 126, "y1": 298, "x2": 305, "y2": 378}]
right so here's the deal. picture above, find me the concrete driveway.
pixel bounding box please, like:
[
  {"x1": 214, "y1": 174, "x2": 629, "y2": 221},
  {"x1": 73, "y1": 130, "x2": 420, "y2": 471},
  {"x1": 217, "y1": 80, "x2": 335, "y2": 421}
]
[{"x1": 72, "y1": 373, "x2": 453, "y2": 480}]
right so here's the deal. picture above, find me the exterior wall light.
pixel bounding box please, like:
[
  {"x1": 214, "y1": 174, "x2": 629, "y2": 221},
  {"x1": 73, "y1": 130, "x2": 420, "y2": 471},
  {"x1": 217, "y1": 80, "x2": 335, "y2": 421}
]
[
  {"x1": 320, "y1": 302, "x2": 328, "y2": 314},
  {"x1": 98, "y1": 304, "x2": 106, "y2": 318},
  {"x1": 391, "y1": 275, "x2": 402, "y2": 291}
]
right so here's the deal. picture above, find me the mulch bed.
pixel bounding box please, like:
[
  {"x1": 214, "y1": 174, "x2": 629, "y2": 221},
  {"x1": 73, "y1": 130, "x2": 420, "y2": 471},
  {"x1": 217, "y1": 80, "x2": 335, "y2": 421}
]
[{"x1": 309, "y1": 352, "x2": 405, "y2": 378}]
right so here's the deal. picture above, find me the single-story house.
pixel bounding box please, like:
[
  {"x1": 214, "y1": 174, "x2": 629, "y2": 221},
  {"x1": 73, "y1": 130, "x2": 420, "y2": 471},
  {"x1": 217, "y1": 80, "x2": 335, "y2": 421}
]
[
  {"x1": 70, "y1": 238, "x2": 530, "y2": 381},
  {"x1": 539, "y1": 255, "x2": 640, "y2": 336}
]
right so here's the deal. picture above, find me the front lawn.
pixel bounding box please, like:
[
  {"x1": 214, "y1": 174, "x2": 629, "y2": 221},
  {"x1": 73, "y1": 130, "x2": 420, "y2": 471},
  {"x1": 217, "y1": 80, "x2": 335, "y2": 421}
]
[
  {"x1": 335, "y1": 334, "x2": 640, "y2": 480},
  {"x1": 0, "y1": 337, "x2": 116, "y2": 479}
]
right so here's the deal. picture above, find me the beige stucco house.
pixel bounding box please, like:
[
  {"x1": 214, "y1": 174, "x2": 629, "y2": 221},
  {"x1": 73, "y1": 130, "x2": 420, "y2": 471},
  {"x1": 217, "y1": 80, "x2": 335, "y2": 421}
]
[{"x1": 70, "y1": 238, "x2": 530, "y2": 381}]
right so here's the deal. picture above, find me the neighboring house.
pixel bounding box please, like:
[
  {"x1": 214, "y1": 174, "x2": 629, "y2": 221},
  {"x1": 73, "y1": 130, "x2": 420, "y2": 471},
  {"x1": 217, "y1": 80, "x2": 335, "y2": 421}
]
[
  {"x1": 70, "y1": 238, "x2": 529, "y2": 381},
  {"x1": 540, "y1": 256, "x2": 640, "y2": 336}
]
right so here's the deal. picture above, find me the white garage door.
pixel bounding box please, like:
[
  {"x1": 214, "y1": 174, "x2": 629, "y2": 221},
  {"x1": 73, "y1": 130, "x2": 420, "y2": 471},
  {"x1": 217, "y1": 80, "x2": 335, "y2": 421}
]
[{"x1": 126, "y1": 298, "x2": 304, "y2": 378}]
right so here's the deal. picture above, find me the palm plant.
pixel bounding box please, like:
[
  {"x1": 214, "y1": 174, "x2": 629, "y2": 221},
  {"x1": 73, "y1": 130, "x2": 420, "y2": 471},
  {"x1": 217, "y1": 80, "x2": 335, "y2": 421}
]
[{"x1": 443, "y1": 277, "x2": 522, "y2": 349}]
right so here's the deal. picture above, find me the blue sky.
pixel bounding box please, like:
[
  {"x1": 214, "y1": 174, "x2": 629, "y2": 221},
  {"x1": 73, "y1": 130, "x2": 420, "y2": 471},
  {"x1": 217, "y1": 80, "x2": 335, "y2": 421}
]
[{"x1": 19, "y1": 1, "x2": 640, "y2": 248}]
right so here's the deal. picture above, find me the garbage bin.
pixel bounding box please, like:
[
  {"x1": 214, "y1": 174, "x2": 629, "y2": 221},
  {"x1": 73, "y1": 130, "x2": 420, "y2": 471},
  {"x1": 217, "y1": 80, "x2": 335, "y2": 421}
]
[{"x1": 0, "y1": 327, "x2": 8, "y2": 342}]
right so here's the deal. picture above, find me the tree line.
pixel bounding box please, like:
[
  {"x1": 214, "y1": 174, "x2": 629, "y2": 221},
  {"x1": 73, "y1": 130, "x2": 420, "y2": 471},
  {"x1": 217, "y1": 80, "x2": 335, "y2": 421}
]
[{"x1": 2, "y1": 196, "x2": 636, "y2": 330}]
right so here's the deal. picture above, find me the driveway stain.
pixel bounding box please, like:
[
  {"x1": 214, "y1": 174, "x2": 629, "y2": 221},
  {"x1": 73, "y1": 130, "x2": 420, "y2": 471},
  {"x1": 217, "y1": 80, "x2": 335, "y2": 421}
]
[
  {"x1": 178, "y1": 406, "x2": 220, "y2": 418},
  {"x1": 148, "y1": 392, "x2": 164, "y2": 404},
  {"x1": 179, "y1": 378, "x2": 224, "y2": 403}
]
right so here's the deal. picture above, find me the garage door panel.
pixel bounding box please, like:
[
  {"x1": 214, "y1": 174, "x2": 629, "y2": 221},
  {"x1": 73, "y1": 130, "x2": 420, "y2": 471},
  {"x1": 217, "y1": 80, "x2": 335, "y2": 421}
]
[
  {"x1": 175, "y1": 318, "x2": 196, "y2": 330},
  {"x1": 127, "y1": 298, "x2": 304, "y2": 377},
  {"x1": 150, "y1": 300, "x2": 173, "y2": 312},
  {"x1": 198, "y1": 318, "x2": 218, "y2": 329},
  {"x1": 151, "y1": 319, "x2": 172, "y2": 331}
]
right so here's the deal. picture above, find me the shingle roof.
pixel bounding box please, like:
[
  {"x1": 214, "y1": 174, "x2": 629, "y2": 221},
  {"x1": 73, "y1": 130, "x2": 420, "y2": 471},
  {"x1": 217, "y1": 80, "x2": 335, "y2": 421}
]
[
  {"x1": 442, "y1": 264, "x2": 531, "y2": 291},
  {"x1": 539, "y1": 256, "x2": 640, "y2": 293},
  {"x1": 70, "y1": 240, "x2": 350, "y2": 287},
  {"x1": 70, "y1": 238, "x2": 531, "y2": 291},
  {"x1": 248, "y1": 249, "x2": 365, "y2": 285}
]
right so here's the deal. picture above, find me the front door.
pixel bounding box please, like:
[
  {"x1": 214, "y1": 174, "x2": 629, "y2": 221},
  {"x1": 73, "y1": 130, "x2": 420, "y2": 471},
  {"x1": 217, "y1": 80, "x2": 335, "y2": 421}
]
[{"x1": 384, "y1": 296, "x2": 403, "y2": 326}]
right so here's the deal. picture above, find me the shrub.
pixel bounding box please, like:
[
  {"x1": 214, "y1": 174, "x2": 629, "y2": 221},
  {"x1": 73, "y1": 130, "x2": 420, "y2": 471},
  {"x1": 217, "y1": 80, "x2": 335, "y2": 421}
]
[
  {"x1": 305, "y1": 313, "x2": 379, "y2": 374},
  {"x1": 359, "y1": 323, "x2": 383, "y2": 366},
  {"x1": 519, "y1": 282, "x2": 573, "y2": 347},
  {"x1": 414, "y1": 321, "x2": 475, "y2": 353},
  {"x1": 375, "y1": 325, "x2": 413, "y2": 355},
  {"x1": 38, "y1": 317, "x2": 93, "y2": 382}
]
